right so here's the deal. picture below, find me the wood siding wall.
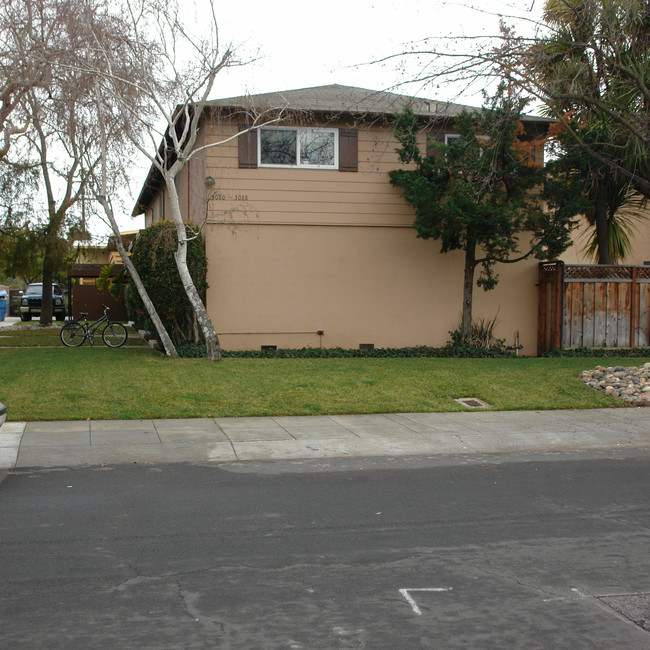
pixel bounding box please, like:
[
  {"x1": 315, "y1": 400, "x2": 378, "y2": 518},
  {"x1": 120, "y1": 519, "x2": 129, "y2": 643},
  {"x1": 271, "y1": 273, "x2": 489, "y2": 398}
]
[
  {"x1": 538, "y1": 262, "x2": 650, "y2": 354},
  {"x1": 196, "y1": 117, "x2": 421, "y2": 230}
]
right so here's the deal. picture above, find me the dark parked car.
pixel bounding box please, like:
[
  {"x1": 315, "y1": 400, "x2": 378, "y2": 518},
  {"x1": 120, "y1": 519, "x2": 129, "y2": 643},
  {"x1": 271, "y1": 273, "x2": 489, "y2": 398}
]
[{"x1": 20, "y1": 283, "x2": 66, "y2": 321}]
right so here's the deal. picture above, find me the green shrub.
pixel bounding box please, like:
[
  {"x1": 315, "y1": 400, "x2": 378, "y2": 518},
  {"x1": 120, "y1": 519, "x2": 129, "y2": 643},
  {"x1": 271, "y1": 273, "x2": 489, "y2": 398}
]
[
  {"x1": 448, "y1": 314, "x2": 505, "y2": 350},
  {"x1": 126, "y1": 221, "x2": 207, "y2": 345},
  {"x1": 176, "y1": 341, "x2": 207, "y2": 358},
  {"x1": 544, "y1": 346, "x2": 650, "y2": 358},
  {"x1": 175, "y1": 344, "x2": 515, "y2": 360}
]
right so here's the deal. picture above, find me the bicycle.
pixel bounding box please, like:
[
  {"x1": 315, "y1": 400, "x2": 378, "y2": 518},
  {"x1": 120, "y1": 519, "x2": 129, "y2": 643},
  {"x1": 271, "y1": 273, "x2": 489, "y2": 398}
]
[{"x1": 60, "y1": 304, "x2": 128, "y2": 348}]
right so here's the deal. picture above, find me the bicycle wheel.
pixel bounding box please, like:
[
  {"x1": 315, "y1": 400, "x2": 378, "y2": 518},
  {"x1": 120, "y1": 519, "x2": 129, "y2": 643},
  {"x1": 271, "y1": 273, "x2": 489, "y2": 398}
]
[
  {"x1": 102, "y1": 321, "x2": 128, "y2": 348},
  {"x1": 60, "y1": 322, "x2": 86, "y2": 347}
]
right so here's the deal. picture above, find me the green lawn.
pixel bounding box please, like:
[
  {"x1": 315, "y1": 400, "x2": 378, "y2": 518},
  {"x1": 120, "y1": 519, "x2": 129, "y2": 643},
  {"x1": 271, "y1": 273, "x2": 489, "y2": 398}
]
[
  {"x1": 0, "y1": 323, "x2": 150, "y2": 348},
  {"x1": 0, "y1": 341, "x2": 640, "y2": 421}
]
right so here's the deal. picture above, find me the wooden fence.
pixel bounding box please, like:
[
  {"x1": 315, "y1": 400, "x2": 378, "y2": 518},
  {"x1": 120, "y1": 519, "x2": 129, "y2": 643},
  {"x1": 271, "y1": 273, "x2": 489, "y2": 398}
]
[
  {"x1": 67, "y1": 264, "x2": 127, "y2": 321},
  {"x1": 537, "y1": 262, "x2": 650, "y2": 354}
]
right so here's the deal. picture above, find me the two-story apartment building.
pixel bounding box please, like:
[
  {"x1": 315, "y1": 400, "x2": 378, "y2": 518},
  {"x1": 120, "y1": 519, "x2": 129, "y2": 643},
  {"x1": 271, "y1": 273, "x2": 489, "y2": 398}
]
[{"x1": 132, "y1": 84, "x2": 650, "y2": 353}]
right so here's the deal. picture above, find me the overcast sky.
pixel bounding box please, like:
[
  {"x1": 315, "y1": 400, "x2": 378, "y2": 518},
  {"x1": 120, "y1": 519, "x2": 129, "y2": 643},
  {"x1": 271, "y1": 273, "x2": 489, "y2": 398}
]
[
  {"x1": 116, "y1": 0, "x2": 546, "y2": 232},
  {"x1": 207, "y1": 0, "x2": 545, "y2": 102}
]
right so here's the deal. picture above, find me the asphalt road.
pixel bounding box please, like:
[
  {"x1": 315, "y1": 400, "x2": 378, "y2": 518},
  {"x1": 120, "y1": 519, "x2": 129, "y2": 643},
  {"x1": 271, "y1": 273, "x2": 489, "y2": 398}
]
[{"x1": 2, "y1": 452, "x2": 650, "y2": 648}]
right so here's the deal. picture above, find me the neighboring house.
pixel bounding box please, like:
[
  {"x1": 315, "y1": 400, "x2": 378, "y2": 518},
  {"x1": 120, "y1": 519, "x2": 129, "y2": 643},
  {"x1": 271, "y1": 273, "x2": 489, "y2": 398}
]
[
  {"x1": 131, "y1": 84, "x2": 645, "y2": 353},
  {"x1": 75, "y1": 230, "x2": 139, "y2": 277}
]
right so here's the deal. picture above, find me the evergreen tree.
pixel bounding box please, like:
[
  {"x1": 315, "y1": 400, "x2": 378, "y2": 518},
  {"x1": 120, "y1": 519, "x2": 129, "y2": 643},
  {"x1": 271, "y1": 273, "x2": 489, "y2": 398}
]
[{"x1": 390, "y1": 87, "x2": 579, "y2": 342}]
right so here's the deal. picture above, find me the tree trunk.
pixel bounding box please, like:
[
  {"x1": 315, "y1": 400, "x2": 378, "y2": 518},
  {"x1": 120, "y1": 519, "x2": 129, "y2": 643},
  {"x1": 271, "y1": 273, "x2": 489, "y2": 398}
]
[
  {"x1": 461, "y1": 242, "x2": 477, "y2": 343},
  {"x1": 594, "y1": 180, "x2": 611, "y2": 265},
  {"x1": 166, "y1": 177, "x2": 221, "y2": 361},
  {"x1": 40, "y1": 248, "x2": 54, "y2": 325},
  {"x1": 97, "y1": 196, "x2": 178, "y2": 358},
  {"x1": 173, "y1": 232, "x2": 221, "y2": 361},
  {"x1": 39, "y1": 208, "x2": 62, "y2": 325}
]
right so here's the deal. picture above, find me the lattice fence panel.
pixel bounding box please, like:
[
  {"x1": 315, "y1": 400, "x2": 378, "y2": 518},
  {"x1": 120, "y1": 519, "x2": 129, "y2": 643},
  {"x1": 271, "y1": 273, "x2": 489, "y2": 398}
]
[{"x1": 564, "y1": 265, "x2": 634, "y2": 281}]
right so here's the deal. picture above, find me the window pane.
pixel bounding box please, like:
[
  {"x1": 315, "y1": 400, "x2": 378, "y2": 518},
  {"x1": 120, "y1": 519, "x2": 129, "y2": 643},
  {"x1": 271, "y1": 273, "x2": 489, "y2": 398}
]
[
  {"x1": 300, "y1": 130, "x2": 335, "y2": 166},
  {"x1": 260, "y1": 129, "x2": 296, "y2": 165}
]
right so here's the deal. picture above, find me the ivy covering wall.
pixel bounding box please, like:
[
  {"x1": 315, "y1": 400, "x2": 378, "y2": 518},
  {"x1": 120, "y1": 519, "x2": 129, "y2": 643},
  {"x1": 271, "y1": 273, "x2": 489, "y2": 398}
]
[{"x1": 126, "y1": 221, "x2": 208, "y2": 345}]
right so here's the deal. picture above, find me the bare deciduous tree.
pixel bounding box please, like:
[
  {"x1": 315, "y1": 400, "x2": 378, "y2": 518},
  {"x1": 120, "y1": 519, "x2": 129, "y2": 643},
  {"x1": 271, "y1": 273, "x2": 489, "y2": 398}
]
[
  {"x1": 104, "y1": 0, "x2": 232, "y2": 360},
  {"x1": 2, "y1": 0, "x2": 107, "y2": 322},
  {"x1": 92, "y1": 81, "x2": 179, "y2": 357},
  {"x1": 64, "y1": 0, "x2": 181, "y2": 356},
  {"x1": 9, "y1": 0, "x2": 274, "y2": 352},
  {"x1": 24, "y1": 0, "x2": 102, "y2": 324},
  {"x1": 0, "y1": 0, "x2": 67, "y2": 158},
  {"x1": 90, "y1": 0, "x2": 282, "y2": 360},
  {"x1": 4, "y1": 0, "x2": 175, "y2": 345}
]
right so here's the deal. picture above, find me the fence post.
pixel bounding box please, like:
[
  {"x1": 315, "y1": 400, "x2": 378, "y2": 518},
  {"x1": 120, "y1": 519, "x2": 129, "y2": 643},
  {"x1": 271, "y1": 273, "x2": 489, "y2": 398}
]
[
  {"x1": 553, "y1": 262, "x2": 564, "y2": 350},
  {"x1": 537, "y1": 262, "x2": 555, "y2": 356},
  {"x1": 630, "y1": 266, "x2": 638, "y2": 349}
]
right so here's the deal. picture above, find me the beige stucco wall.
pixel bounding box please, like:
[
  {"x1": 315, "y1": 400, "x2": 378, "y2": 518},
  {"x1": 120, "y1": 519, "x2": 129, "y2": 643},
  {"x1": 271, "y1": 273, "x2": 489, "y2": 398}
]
[
  {"x1": 192, "y1": 114, "x2": 541, "y2": 353},
  {"x1": 207, "y1": 222, "x2": 538, "y2": 352}
]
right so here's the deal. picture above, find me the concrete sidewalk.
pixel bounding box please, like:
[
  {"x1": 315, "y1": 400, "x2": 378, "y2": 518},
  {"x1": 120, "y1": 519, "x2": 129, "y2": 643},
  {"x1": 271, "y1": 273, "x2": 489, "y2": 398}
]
[
  {"x1": 0, "y1": 315, "x2": 20, "y2": 328},
  {"x1": 1, "y1": 408, "x2": 650, "y2": 469}
]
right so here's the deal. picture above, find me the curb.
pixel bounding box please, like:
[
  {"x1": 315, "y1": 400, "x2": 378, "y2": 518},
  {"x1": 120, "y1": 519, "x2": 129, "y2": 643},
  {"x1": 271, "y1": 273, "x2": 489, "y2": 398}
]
[{"x1": 0, "y1": 421, "x2": 24, "y2": 470}]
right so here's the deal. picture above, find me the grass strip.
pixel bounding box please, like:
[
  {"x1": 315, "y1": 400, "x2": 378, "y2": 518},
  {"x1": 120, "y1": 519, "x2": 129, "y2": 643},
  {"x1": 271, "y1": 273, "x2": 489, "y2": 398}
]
[
  {"x1": 0, "y1": 347, "x2": 637, "y2": 421},
  {"x1": 0, "y1": 324, "x2": 149, "y2": 348}
]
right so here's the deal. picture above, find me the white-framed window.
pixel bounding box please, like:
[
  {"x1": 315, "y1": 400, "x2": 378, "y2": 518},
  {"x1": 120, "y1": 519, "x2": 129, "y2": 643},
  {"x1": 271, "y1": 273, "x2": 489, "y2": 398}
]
[{"x1": 258, "y1": 126, "x2": 338, "y2": 169}]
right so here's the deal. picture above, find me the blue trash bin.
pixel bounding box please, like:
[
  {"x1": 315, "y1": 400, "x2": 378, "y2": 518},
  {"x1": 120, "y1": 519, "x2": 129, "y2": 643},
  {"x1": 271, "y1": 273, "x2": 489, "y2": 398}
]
[{"x1": 0, "y1": 298, "x2": 7, "y2": 322}]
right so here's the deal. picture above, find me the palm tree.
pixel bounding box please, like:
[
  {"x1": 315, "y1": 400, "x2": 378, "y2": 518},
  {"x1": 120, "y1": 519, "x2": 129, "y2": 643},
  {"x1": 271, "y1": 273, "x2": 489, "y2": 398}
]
[
  {"x1": 580, "y1": 181, "x2": 648, "y2": 264},
  {"x1": 531, "y1": 0, "x2": 650, "y2": 263}
]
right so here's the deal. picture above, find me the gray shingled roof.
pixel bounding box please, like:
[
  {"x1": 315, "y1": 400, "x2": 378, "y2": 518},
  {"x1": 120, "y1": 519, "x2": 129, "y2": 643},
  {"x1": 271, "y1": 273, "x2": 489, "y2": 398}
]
[
  {"x1": 210, "y1": 84, "x2": 548, "y2": 122},
  {"x1": 209, "y1": 84, "x2": 475, "y2": 120}
]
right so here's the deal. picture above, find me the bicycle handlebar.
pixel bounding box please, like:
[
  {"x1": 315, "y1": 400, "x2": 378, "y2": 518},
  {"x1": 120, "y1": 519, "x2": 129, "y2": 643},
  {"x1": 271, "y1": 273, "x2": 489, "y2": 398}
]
[{"x1": 76, "y1": 305, "x2": 111, "y2": 320}]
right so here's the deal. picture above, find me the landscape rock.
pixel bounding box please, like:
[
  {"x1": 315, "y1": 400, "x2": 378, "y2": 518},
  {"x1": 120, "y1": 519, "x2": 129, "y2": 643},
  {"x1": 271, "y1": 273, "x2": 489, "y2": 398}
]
[{"x1": 580, "y1": 363, "x2": 650, "y2": 405}]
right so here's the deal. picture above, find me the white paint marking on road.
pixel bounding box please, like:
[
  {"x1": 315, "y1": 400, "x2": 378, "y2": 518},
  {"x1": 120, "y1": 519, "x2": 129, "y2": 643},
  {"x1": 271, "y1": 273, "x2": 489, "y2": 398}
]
[{"x1": 399, "y1": 587, "x2": 453, "y2": 615}]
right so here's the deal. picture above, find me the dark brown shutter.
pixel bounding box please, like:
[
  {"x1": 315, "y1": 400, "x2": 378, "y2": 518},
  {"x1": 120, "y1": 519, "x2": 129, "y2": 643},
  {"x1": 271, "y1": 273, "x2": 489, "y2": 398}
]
[
  {"x1": 238, "y1": 123, "x2": 257, "y2": 168},
  {"x1": 339, "y1": 128, "x2": 358, "y2": 172}
]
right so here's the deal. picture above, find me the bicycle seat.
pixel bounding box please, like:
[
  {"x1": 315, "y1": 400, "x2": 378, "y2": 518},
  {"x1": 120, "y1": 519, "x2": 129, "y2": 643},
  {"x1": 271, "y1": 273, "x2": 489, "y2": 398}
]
[{"x1": 79, "y1": 312, "x2": 89, "y2": 319}]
